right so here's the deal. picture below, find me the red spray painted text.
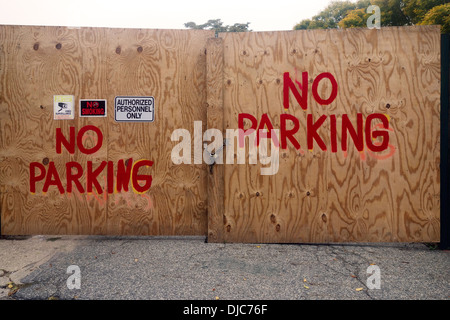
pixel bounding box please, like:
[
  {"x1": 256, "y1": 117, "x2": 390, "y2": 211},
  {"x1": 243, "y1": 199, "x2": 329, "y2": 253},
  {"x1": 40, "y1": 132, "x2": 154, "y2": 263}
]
[
  {"x1": 238, "y1": 71, "x2": 393, "y2": 156},
  {"x1": 29, "y1": 125, "x2": 154, "y2": 194}
]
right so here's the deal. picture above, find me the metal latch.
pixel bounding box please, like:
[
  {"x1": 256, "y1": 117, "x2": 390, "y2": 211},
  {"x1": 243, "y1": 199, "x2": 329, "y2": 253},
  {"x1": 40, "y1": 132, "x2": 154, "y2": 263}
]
[{"x1": 205, "y1": 139, "x2": 227, "y2": 174}]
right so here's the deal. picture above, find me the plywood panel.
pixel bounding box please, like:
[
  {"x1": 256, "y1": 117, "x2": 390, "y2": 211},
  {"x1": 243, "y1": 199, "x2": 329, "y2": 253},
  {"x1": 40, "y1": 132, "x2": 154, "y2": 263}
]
[
  {"x1": 206, "y1": 38, "x2": 225, "y2": 242},
  {"x1": 220, "y1": 30, "x2": 330, "y2": 243},
  {"x1": 0, "y1": 26, "x2": 87, "y2": 235},
  {"x1": 325, "y1": 26, "x2": 440, "y2": 242},
  {"x1": 0, "y1": 25, "x2": 213, "y2": 236},
  {"x1": 218, "y1": 26, "x2": 440, "y2": 243},
  {"x1": 0, "y1": 25, "x2": 441, "y2": 242},
  {"x1": 105, "y1": 28, "x2": 212, "y2": 235}
]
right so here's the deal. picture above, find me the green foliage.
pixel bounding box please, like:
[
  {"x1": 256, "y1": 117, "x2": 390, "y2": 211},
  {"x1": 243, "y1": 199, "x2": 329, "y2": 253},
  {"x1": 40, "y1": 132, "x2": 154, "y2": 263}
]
[
  {"x1": 294, "y1": 0, "x2": 361, "y2": 29},
  {"x1": 294, "y1": 19, "x2": 312, "y2": 30},
  {"x1": 403, "y1": 0, "x2": 448, "y2": 24},
  {"x1": 184, "y1": 19, "x2": 251, "y2": 36},
  {"x1": 293, "y1": 0, "x2": 450, "y2": 33},
  {"x1": 338, "y1": 8, "x2": 369, "y2": 28},
  {"x1": 227, "y1": 23, "x2": 252, "y2": 33},
  {"x1": 312, "y1": 0, "x2": 359, "y2": 28},
  {"x1": 370, "y1": 0, "x2": 410, "y2": 26},
  {"x1": 419, "y1": 3, "x2": 450, "y2": 33}
]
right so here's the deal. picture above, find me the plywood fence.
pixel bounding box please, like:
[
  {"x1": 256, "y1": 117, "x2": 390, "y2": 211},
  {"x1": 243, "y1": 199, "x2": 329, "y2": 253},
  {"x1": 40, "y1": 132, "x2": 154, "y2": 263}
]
[
  {"x1": 0, "y1": 25, "x2": 442, "y2": 243},
  {"x1": 208, "y1": 26, "x2": 441, "y2": 243},
  {"x1": 0, "y1": 25, "x2": 213, "y2": 235}
]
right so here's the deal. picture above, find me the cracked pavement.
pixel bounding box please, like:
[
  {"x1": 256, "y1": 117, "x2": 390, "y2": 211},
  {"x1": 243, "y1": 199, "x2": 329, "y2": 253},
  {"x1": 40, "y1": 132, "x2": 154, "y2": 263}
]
[{"x1": 0, "y1": 235, "x2": 449, "y2": 300}]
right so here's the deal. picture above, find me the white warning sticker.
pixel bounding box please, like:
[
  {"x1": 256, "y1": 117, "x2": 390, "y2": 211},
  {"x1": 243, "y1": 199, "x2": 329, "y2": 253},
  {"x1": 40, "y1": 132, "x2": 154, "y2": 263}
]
[
  {"x1": 54, "y1": 95, "x2": 75, "y2": 120},
  {"x1": 114, "y1": 96, "x2": 155, "y2": 122}
]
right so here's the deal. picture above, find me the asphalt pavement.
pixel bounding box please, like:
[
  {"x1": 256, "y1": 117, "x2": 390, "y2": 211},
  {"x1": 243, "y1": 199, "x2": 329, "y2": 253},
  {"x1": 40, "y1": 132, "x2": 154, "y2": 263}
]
[{"x1": 0, "y1": 235, "x2": 449, "y2": 302}]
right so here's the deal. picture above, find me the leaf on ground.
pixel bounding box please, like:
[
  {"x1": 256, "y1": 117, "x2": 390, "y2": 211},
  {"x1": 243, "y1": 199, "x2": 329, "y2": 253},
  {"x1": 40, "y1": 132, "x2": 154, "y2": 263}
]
[
  {"x1": 46, "y1": 237, "x2": 61, "y2": 242},
  {"x1": 355, "y1": 288, "x2": 364, "y2": 291}
]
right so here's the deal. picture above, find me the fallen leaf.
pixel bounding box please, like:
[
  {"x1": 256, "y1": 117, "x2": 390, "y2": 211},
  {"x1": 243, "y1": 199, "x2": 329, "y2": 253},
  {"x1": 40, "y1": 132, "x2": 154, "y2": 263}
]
[
  {"x1": 303, "y1": 285, "x2": 309, "y2": 289},
  {"x1": 134, "y1": 258, "x2": 138, "y2": 262},
  {"x1": 303, "y1": 278, "x2": 307, "y2": 282},
  {"x1": 215, "y1": 296, "x2": 220, "y2": 300},
  {"x1": 7, "y1": 283, "x2": 13, "y2": 289},
  {"x1": 256, "y1": 245, "x2": 261, "y2": 248},
  {"x1": 351, "y1": 274, "x2": 357, "y2": 278},
  {"x1": 355, "y1": 288, "x2": 364, "y2": 291}
]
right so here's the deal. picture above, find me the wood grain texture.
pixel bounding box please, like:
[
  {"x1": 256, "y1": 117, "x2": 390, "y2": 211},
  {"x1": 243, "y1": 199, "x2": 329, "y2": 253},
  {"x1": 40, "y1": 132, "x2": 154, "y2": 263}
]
[
  {"x1": 0, "y1": 25, "x2": 214, "y2": 235},
  {"x1": 218, "y1": 26, "x2": 440, "y2": 243},
  {"x1": 220, "y1": 30, "x2": 330, "y2": 243},
  {"x1": 105, "y1": 28, "x2": 213, "y2": 235},
  {"x1": 325, "y1": 26, "x2": 440, "y2": 243},
  {"x1": 0, "y1": 25, "x2": 441, "y2": 242},
  {"x1": 206, "y1": 38, "x2": 225, "y2": 242},
  {"x1": 1, "y1": 26, "x2": 85, "y2": 234}
]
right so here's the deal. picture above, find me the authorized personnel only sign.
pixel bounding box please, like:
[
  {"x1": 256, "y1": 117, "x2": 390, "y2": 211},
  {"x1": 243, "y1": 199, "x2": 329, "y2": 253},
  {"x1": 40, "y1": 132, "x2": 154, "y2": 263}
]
[{"x1": 114, "y1": 96, "x2": 155, "y2": 122}]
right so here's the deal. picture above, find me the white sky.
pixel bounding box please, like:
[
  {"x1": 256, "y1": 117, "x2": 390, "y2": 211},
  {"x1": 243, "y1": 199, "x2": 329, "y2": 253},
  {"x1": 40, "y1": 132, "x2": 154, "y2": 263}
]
[{"x1": 0, "y1": 0, "x2": 335, "y2": 31}]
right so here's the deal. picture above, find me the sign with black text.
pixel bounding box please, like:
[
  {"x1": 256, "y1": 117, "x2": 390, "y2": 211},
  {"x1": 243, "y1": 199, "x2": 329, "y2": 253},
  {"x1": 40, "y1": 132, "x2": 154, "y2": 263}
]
[{"x1": 114, "y1": 96, "x2": 155, "y2": 122}]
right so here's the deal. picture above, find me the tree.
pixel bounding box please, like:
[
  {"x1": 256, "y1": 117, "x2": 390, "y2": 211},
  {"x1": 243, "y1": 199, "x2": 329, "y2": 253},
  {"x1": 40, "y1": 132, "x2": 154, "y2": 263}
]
[
  {"x1": 227, "y1": 23, "x2": 252, "y2": 33},
  {"x1": 294, "y1": 0, "x2": 359, "y2": 30},
  {"x1": 369, "y1": 0, "x2": 411, "y2": 26},
  {"x1": 312, "y1": 0, "x2": 358, "y2": 28},
  {"x1": 293, "y1": 19, "x2": 312, "y2": 30},
  {"x1": 184, "y1": 19, "x2": 251, "y2": 36},
  {"x1": 403, "y1": 0, "x2": 449, "y2": 24},
  {"x1": 419, "y1": 2, "x2": 450, "y2": 33},
  {"x1": 293, "y1": 0, "x2": 450, "y2": 32},
  {"x1": 338, "y1": 8, "x2": 370, "y2": 28}
]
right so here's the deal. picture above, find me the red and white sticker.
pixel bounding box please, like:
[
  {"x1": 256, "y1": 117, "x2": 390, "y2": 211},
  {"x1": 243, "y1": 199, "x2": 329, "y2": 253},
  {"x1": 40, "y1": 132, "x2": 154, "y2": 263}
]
[{"x1": 80, "y1": 99, "x2": 107, "y2": 117}]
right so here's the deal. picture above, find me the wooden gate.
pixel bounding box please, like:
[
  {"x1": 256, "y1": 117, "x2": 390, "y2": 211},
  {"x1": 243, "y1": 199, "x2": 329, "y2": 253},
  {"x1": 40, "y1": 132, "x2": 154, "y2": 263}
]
[
  {"x1": 0, "y1": 26, "x2": 213, "y2": 235},
  {"x1": 0, "y1": 25, "x2": 442, "y2": 243},
  {"x1": 207, "y1": 26, "x2": 441, "y2": 243}
]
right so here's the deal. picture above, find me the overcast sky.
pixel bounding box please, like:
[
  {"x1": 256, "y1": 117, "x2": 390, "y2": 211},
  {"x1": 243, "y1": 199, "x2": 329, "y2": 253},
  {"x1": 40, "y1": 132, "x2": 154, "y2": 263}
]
[{"x1": 0, "y1": 0, "x2": 336, "y2": 31}]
